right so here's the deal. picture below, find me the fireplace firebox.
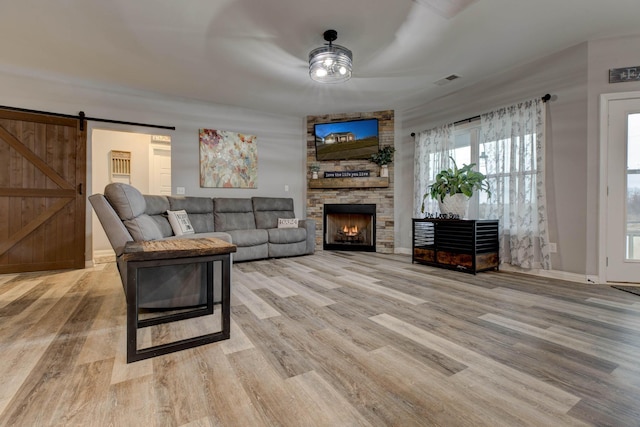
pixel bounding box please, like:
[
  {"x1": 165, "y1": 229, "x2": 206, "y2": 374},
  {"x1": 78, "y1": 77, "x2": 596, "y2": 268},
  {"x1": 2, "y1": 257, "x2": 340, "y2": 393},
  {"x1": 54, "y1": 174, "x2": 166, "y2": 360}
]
[{"x1": 323, "y1": 204, "x2": 376, "y2": 251}]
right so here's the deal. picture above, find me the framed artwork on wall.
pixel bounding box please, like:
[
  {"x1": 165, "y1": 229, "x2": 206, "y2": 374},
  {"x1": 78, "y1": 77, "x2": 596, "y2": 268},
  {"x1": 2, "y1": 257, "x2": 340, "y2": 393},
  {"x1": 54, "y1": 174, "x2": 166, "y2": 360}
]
[{"x1": 199, "y1": 129, "x2": 258, "y2": 188}]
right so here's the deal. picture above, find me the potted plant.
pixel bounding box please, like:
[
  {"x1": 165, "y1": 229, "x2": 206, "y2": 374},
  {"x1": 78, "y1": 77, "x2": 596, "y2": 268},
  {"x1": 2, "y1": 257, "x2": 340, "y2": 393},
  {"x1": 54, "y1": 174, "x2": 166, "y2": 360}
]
[
  {"x1": 309, "y1": 163, "x2": 321, "y2": 179},
  {"x1": 421, "y1": 157, "x2": 490, "y2": 218},
  {"x1": 370, "y1": 145, "x2": 395, "y2": 177}
]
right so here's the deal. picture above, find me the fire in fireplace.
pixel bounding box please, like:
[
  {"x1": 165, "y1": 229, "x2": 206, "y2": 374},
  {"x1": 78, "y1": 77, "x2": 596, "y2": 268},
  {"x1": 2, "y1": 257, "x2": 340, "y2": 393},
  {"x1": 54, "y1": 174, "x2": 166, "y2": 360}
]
[{"x1": 323, "y1": 204, "x2": 376, "y2": 251}]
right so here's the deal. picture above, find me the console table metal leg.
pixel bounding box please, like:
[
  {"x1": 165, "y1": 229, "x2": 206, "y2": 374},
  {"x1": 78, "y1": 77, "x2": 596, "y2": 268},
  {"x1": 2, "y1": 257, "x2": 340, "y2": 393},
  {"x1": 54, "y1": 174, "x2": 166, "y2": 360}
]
[{"x1": 125, "y1": 254, "x2": 231, "y2": 363}]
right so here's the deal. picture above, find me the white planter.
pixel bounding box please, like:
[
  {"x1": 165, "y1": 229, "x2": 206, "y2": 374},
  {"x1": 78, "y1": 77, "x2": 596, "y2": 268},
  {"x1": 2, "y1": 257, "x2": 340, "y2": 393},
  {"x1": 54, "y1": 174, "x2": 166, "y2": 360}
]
[
  {"x1": 380, "y1": 165, "x2": 389, "y2": 177},
  {"x1": 438, "y1": 193, "x2": 470, "y2": 219},
  {"x1": 312, "y1": 171, "x2": 318, "y2": 179}
]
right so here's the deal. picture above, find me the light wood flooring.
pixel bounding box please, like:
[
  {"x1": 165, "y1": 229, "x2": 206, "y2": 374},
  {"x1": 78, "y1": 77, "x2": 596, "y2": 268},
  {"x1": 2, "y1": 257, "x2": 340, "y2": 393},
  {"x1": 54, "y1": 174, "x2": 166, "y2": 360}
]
[{"x1": 1, "y1": 251, "x2": 640, "y2": 426}]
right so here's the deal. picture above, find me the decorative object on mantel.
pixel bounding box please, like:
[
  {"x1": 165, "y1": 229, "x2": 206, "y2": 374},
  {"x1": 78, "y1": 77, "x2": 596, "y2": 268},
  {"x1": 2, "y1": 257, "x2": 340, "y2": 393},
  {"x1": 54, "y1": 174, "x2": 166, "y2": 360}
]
[
  {"x1": 324, "y1": 170, "x2": 370, "y2": 178},
  {"x1": 609, "y1": 66, "x2": 640, "y2": 83},
  {"x1": 370, "y1": 145, "x2": 395, "y2": 177},
  {"x1": 422, "y1": 156, "x2": 490, "y2": 219},
  {"x1": 309, "y1": 163, "x2": 321, "y2": 179}
]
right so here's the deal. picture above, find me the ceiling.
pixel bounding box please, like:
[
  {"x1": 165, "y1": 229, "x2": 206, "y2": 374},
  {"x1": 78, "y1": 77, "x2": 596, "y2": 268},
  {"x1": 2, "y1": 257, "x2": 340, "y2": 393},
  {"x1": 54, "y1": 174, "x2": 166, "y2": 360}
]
[{"x1": 2, "y1": 0, "x2": 640, "y2": 117}]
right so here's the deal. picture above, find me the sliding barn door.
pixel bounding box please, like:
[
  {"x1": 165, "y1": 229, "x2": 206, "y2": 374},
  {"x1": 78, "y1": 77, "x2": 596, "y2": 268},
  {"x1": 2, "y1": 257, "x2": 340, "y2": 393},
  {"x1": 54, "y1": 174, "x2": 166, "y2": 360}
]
[{"x1": 0, "y1": 109, "x2": 86, "y2": 273}]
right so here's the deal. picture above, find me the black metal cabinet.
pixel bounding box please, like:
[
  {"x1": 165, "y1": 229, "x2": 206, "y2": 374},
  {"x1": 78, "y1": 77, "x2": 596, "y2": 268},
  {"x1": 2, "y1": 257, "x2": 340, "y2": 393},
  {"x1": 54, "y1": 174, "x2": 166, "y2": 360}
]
[{"x1": 412, "y1": 218, "x2": 499, "y2": 274}]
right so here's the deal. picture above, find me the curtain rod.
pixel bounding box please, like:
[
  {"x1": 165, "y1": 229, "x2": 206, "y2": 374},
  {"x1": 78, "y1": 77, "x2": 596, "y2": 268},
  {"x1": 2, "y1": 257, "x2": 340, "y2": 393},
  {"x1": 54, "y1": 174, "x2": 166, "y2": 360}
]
[
  {"x1": 410, "y1": 93, "x2": 551, "y2": 137},
  {"x1": 0, "y1": 105, "x2": 176, "y2": 132}
]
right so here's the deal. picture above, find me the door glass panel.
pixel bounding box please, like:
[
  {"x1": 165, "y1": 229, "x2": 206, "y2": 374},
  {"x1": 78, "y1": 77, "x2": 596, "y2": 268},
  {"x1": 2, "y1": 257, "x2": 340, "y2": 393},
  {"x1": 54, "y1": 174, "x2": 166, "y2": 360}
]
[{"x1": 626, "y1": 113, "x2": 640, "y2": 260}]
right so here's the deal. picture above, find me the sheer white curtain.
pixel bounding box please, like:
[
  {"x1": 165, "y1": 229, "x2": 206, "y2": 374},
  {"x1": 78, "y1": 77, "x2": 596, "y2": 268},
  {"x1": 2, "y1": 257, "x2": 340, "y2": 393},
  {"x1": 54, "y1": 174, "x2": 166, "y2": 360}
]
[
  {"x1": 413, "y1": 97, "x2": 551, "y2": 269},
  {"x1": 480, "y1": 97, "x2": 551, "y2": 269},
  {"x1": 413, "y1": 124, "x2": 455, "y2": 217}
]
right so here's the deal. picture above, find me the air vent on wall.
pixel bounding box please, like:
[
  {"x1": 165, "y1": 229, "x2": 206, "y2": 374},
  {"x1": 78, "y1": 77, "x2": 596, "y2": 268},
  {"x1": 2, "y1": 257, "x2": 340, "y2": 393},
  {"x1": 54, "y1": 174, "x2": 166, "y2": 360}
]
[{"x1": 434, "y1": 74, "x2": 461, "y2": 86}]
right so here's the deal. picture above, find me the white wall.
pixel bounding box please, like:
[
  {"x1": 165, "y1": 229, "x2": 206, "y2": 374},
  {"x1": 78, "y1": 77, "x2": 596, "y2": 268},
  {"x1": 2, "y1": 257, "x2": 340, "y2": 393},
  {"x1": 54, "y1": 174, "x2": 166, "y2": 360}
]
[
  {"x1": 0, "y1": 68, "x2": 305, "y2": 262},
  {"x1": 91, "y1": 129, "x2": 153, "y2": 255}
]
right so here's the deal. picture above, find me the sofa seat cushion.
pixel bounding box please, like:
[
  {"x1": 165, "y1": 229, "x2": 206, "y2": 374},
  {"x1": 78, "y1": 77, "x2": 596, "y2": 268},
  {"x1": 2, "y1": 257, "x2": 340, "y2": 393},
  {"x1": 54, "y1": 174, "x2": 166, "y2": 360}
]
[
  {"x1": 234, "y1": 244, "x2": 268, "y2": 262},
  {"x1": 214, "y1": 198, "x2": 256, "y2": 231},
  {"x1": 104, "y1": 183, "x2": 163, "y2": 241},
  {"x1": 267, "y1": 227, "x2": 306, "y2": 244},
  {"x1": 168, "y1": 196, "x2": 215, "y2": 233},
  {"x1": 268, "y1": 241, "x2": 307, "y2": 258},
  {"x1": 226, "y1": 229, "x2": 268, "y2": 247}
]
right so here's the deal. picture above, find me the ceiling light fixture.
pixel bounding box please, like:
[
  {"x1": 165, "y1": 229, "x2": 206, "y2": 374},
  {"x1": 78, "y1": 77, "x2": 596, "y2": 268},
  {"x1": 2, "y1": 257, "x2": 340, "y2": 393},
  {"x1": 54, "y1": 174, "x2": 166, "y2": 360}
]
[{"x1": 308, "y1": 29, "x2": 352, "y2": 84}]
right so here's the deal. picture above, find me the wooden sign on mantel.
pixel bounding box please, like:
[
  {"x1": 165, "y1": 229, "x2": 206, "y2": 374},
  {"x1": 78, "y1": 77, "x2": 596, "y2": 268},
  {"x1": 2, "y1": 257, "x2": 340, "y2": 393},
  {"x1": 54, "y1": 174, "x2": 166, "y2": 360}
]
[
  {"x1": 609, "y1": 66, "x2": 640, "y2": 83},
  {"x1": 324, "y1": 170, "x2": 370, "y2": 178}
]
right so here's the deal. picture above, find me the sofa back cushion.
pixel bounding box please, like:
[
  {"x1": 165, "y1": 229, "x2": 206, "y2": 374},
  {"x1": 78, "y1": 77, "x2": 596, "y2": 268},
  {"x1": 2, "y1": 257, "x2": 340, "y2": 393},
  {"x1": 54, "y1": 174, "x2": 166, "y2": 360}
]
[
  {"x1": 168, "y1": 196, "x2": 215, "y2": 233},
  {"x1": 104, "y1": 183, "x2": 163, "y2": 241},
  {"x1": 213, "y1": 198, "x2": 256, "y2": 231},
  {"x1": 143, "y1": 195, "x2": 173, "y2": 237},
  {"x1": 252, "y1": 197, "x2": 295, "y2": 229}
]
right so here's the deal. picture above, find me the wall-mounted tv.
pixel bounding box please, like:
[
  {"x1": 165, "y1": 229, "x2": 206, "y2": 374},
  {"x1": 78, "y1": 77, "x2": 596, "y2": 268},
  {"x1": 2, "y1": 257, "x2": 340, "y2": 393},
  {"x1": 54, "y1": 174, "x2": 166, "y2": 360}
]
[{"x1": 314, "y1": 118, "x2": 379, "y2": 161}]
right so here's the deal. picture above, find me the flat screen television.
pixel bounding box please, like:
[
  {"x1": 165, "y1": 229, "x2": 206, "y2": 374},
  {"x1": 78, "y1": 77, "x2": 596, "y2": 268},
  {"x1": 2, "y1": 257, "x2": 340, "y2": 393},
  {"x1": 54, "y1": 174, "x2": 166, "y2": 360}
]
[{"x1": 314, "y1": 118, "x2": 379, "y2": 161}]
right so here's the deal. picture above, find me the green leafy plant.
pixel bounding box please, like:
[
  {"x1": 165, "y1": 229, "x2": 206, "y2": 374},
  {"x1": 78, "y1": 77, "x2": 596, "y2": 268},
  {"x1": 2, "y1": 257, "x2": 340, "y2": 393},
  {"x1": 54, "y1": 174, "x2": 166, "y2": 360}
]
[
  {"x1": 422, "y1": 157, "x2": 491, "y2": 210},
  {"x1": 309, "y1": 163, "x2": 321, "y2": 172},
  {"x1": 370, "y1": 146, "x2": 395, "y2": 166}
]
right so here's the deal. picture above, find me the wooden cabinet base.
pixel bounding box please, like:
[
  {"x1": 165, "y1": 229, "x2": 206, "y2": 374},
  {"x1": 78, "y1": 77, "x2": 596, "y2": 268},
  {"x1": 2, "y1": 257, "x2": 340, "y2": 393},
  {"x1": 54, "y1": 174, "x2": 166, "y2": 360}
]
[{"x1": 412, "y1": 219, "x2": 499, "y2": 274}]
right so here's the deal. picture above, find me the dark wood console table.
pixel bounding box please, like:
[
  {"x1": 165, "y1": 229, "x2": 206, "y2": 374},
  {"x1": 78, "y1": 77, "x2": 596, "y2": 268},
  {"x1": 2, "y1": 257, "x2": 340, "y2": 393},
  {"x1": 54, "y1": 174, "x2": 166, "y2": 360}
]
[
  {"x1": 412, "y1": 218, "x2": 499, "y2": 274},
  {"x1": 122, "y1": 237, "x2": 236, "y2": 363}
]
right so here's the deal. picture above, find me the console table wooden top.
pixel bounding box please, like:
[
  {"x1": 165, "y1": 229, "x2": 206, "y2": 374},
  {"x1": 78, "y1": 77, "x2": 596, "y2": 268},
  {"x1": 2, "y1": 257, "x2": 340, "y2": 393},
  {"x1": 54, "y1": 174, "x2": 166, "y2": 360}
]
[{"x1": 122, "y1": 237, "x2": 237, "y2": 262}]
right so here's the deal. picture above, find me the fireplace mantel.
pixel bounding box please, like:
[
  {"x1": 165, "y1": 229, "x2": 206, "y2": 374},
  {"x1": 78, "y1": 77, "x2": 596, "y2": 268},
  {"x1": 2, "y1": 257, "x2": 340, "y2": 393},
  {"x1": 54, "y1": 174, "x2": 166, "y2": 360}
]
[{"x1": 308, "y1": 176, "x2": 389, "y2": 189}]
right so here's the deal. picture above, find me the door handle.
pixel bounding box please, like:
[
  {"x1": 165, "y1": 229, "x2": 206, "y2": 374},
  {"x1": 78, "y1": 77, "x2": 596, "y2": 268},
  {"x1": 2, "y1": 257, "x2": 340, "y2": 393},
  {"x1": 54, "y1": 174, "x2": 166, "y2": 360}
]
[{"x1": 78, "y1": 183, "x2": 83, "y2": 195}]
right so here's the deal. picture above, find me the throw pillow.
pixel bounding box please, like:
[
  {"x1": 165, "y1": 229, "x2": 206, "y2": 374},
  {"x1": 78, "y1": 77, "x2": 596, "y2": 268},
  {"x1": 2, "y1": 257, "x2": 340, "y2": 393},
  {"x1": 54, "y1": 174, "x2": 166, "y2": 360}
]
[
  {"x1": 167, "y1": 209, "x2": 195, "y2": 236},
  {"x1": 277, "y1": 218, "x2": 298, "y2": 229}
]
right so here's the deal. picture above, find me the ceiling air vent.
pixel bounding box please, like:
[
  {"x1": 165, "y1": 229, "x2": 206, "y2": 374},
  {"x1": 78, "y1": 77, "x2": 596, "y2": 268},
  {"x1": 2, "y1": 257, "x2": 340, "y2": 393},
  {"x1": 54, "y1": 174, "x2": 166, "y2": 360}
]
[{"x1": 434, "y1": 74, "x2": 461, "y2": 86}]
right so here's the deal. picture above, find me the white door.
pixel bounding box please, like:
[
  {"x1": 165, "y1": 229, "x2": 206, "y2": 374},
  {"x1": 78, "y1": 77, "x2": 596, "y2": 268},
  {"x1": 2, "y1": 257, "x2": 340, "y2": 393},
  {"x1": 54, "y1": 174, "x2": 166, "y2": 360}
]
[
  {"x1": 150, "y1": 146, "x2": 172, "y2": 195},
  {"x1": 606, "y1": 96, "x2": 640, "y2": 283}
]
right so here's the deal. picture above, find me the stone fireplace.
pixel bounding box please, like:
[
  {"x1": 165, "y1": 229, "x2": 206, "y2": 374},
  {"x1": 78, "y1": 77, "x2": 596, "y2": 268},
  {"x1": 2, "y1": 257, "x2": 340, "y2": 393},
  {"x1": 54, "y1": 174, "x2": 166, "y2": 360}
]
[
  {"x1": 324, "y1": 204, "x2": 376, "y2": 251},
  {"x1": 306, "y1": 110, "x2": 395, "y2": 253}
]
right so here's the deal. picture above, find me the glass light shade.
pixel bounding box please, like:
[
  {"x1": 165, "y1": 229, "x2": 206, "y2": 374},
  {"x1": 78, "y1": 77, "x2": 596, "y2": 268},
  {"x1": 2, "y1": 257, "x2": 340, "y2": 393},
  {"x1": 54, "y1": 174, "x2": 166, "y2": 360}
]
[{"x1": 309, "y1": 44, "x2": 353, "y2": 83}]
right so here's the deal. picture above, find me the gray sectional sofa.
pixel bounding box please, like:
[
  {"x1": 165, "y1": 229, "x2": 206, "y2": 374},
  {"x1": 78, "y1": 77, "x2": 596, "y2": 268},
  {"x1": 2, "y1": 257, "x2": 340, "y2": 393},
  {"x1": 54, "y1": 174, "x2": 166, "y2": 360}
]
[{"x1": 89, "y1": 182, "x2": 315, "y2": 308}]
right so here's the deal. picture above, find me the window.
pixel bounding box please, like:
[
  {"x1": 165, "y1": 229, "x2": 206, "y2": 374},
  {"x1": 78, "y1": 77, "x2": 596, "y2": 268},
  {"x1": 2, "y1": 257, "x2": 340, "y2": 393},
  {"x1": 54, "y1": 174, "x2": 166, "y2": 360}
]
[{"x1": 415, "y1": 97, "x2": 550, "y2": 269}]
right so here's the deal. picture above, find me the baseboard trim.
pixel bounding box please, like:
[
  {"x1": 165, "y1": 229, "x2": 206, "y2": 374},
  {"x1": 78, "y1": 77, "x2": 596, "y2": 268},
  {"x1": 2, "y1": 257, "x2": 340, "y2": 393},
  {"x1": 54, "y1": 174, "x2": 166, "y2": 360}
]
[
  {"x1": 499, "y1": 264, "x2": 593, "y2": 284},
  {"x1": 93, "y1": 249, "x2": 116, "y2": 265},
  {"x1": 394, "y1": 247, "x2": 412, "y2": 255}
]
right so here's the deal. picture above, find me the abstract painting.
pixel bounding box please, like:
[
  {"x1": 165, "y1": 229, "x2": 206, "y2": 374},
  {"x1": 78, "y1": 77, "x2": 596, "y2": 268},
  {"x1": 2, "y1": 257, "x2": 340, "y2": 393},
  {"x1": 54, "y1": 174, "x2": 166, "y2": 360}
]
[{"x1": 199, "y1": 129, "x2": 258, "y2": 188}]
